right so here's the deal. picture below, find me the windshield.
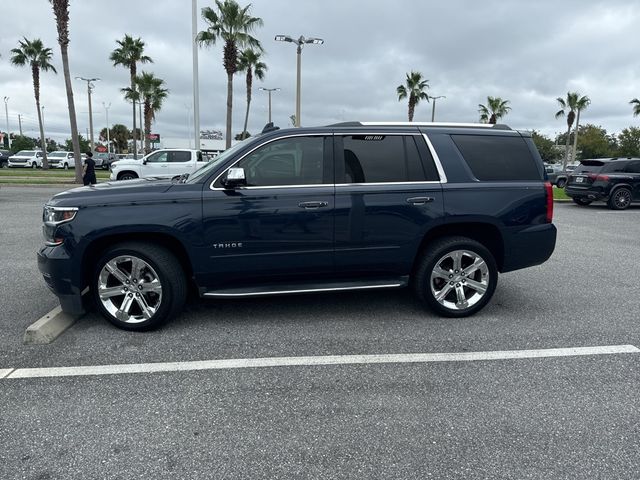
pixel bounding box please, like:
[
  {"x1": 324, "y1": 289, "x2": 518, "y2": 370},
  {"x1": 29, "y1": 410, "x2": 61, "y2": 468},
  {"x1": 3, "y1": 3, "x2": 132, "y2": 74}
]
[
  {"x1": 48, "y1": 152, "x2": 67, "y2": 158},
  {"x1": 186, "y1": 138, "x2": 256, "y2": 184},
  {"x1": 16, "y1": 150, "x2": 35, "y2": 156}
]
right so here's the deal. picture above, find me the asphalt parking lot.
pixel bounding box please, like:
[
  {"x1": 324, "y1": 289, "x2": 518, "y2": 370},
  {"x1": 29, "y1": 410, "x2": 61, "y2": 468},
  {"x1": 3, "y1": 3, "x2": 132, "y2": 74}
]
[{"x1": 1, "y1": 186, "x2": 639, "y2": 479}]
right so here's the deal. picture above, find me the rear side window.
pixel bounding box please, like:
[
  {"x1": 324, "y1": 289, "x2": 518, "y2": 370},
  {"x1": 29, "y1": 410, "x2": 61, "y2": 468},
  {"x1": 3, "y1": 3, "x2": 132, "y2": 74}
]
[
  {"x1": 451, "y1": 134, "x2": 540, "y2": 181},
  {"x1": 624, "y1": 160, "x2": 640, "y2": 173},
  {"x1": 341, "y1": 135, "x2": 431, "y2": 183}
]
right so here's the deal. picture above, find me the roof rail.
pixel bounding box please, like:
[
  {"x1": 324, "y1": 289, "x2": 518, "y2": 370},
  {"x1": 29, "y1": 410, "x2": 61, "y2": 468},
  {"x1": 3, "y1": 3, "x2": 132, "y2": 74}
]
[{"x1": 328, "y1": 121, "x2": 511, "y2": 130}]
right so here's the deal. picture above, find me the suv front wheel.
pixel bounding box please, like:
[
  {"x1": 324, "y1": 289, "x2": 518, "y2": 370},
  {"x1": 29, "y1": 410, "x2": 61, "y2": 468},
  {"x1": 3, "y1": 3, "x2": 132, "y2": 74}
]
[
  {"x1": 607, "y1": 188, "x2": 632, "y2": 210},
  {"x1": 413, "y1": 236, "x2": 498, "y2": 317},
  {"x1": 92, "y1": 242, "x2": 187, "y2": 330}
]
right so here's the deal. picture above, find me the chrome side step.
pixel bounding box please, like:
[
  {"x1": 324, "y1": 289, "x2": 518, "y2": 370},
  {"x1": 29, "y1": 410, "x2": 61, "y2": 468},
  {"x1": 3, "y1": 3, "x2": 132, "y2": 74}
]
[{"x1": 203, "y1": 278, "x2": 408, "y2": 299}]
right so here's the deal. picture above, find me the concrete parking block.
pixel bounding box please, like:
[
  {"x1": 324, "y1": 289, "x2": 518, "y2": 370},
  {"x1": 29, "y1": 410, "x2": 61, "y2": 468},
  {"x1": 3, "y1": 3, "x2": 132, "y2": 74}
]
[{"x1": 23, "y1": 305, "x2": 78, "y2": 345}]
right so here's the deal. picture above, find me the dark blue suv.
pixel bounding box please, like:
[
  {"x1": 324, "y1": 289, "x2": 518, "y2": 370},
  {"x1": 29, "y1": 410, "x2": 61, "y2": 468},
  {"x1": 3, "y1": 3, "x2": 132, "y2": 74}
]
[{"x1": 38, "y1": 122, "x2": 557, "y2": 330}]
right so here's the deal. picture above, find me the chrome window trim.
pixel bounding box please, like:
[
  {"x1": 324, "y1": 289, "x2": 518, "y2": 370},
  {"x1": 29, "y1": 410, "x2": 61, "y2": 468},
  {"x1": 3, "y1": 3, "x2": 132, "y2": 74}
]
[
  {"x1": 209, "y1": 132, "x2": 445, "y2": 191},
  {"x1": 421, "y1": 133, "x2": 448, "y2": 184}
]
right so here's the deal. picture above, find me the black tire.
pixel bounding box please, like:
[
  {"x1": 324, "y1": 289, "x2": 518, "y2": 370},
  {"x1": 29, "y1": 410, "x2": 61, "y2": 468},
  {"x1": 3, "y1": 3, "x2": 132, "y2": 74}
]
[
  {"x1": 572, "y1": 198, "x2": 592, "y2": 206},
  {"x1": 31, "y1": 162, "x2": 38, "y2": 169},
  {"x1": 413, "y1": 236, "x2": 498, "y2": 318},
  {"x1": 556, "y1": 178, "x2": 567, "y2": 188},
  {"x1": 63, "y1": 163, "x2": 69, "y2": 170},
  {"x1": 118, "y1": 172, "x2": 138, "y2": 181},
  {"x1": 607, "y1": 188, "x2": 632, "y2": 210},
  {"x1": 92, "y1": 242, "x2": 187, "y2": 331}
]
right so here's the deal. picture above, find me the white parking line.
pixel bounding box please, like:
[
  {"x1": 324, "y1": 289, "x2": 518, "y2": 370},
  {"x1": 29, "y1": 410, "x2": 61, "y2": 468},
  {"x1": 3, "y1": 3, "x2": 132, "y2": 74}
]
[{"x1": 2, "y1": 345, "x2": 638, "y2": 380}]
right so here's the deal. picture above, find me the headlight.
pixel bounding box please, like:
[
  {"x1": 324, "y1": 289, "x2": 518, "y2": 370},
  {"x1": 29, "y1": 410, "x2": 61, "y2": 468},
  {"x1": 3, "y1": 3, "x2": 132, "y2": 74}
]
[{"x1": 43, "y1": 206, "x2": 78, "y2": 225}]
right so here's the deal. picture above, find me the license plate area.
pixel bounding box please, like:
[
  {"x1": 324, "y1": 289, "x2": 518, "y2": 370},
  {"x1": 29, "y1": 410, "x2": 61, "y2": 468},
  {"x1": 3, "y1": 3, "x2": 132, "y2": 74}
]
[{"x1": 575, "y1": 177, "x2": 584, "y2": 183}]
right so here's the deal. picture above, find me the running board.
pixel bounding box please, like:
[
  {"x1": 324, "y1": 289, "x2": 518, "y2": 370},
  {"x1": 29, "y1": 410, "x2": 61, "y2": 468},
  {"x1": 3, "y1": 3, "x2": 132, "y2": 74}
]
[{"x1": 203, "y1": 278, "x2": 408, "y2": 298}]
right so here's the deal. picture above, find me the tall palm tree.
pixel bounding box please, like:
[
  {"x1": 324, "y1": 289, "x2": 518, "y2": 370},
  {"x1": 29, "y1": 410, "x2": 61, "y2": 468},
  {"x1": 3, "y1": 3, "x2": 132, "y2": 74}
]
[
  {"x1": 478, "y1": 96, "x2": 511, "y2": 124},
  {"x1": 10, "y1": 38, "x2": 57, "y2": 169},
  {"x1": 197, "y1": 0, "x2": 263, "y2": 148},
  {"x1": 396, "y1": 71, "x2": 429, "y2": 122},
  {"x1": 127, "y1": 72, "x2": 169, "y2": 154},
  {"x1": 237, "y1": 48, "x2": 266, "y2": 139},
  {"x1": 555, "y1": 92, "x2": 589, "y2": 169},
  {"x1": 50, "y1": 0, "x2": 82, "y2": 182},
  {"x1": 629, "y1": 98, "x2": 640, "y2": 117},
  {"x1": 570, "y1": 95, "x2": 590, "y2": 165},
  {"x1": 110, "y1": 35, "x2": 152, "y2": 159}
]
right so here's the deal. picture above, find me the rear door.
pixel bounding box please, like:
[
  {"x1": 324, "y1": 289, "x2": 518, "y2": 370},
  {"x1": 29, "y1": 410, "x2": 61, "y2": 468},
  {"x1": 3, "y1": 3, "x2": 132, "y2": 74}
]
[{"x1": 333, "y1": 131, "x2": 444, "y2": 278}]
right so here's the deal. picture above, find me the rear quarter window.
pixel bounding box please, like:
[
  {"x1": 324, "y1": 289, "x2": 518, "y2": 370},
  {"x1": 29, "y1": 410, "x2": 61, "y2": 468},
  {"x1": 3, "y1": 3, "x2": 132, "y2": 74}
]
[{"x1": 451, "y1": 134, "x2": 540, "y2": 181}]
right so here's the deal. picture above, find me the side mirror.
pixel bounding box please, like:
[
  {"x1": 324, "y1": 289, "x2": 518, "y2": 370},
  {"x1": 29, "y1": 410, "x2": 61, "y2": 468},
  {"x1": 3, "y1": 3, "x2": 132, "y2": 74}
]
[
  {"x1": 222, "y1": 167, "x2": 247, "y2": 189},
  {"x1": 142, "y1": 159, "x2": 147, "y2": 165}
]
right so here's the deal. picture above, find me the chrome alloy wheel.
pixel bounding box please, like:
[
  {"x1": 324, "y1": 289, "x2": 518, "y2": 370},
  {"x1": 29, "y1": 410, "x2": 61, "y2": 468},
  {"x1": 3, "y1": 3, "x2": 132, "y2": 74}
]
[
  {"x1": 97, "y1": 255, "x2": 163, "y2": 323},
  {"x1": 430, "y1": 249, "x2": 489, "y2": 311}
]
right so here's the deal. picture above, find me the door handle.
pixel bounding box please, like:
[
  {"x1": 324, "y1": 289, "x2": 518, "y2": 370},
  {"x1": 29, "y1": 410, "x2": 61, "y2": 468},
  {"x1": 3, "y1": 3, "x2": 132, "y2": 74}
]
[
  {"x1": 406, "y1": 196, "x2": 435, "y2": 205},
  {"x1": 298, "y1": 201, "x2": 329, "y2": 209}
]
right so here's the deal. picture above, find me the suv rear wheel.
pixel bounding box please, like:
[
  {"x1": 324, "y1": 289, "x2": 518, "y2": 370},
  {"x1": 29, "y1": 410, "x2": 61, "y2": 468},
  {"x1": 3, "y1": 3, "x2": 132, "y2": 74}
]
[
  {"x1": 607, "y1": 188, "x2": 632, "y2": 210},
  {"x1": 92, "y1": 242, "x2": 187, "y2": 330},
  {"x1": 413, "y1": 236, "x2": 498, "y2": 317},
  {"x1": 556, "y1": 178, "x2": 567, "y2": 188}
]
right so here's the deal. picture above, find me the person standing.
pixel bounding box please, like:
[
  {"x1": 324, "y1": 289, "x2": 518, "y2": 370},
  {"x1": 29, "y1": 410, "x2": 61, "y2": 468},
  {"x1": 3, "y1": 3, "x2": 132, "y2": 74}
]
[{"x1": 82, "y1": 151, "x2": 97, "y2": 186}]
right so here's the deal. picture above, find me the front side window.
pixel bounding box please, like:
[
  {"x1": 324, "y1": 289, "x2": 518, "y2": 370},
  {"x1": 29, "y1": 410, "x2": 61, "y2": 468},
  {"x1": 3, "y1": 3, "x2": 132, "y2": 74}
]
[
  {"x1": 624, "y1": 160, "x2": 640, "y2": 173},
  {"x1": 226, "y1": 136, "x2": 325, "y2": 187},
  {"x1": 146, "y1": 152, "x2": 168, "y2": 163},
  {"x1": 340, "y1": 135, "x2": 430, "y2": 183}
]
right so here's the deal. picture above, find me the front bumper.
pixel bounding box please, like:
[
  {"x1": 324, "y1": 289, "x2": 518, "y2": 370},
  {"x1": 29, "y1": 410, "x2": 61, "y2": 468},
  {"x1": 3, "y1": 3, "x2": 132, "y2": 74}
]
[{"x1": 37, "y1": 245, "x2": 86, "y2": 315}]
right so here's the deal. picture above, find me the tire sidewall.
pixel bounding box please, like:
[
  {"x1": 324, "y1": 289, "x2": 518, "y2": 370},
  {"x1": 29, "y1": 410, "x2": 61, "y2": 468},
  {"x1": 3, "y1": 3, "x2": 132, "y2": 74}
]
[
  {"x1": 92, "y1": 244, "x2": 178, "y2": 330},
  {"x1": 415, "y1": 238, "x2": 498, "y2": 318}
]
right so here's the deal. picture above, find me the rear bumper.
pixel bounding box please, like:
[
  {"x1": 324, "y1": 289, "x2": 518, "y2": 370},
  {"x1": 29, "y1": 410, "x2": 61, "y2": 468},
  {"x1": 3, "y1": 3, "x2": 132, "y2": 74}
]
[
  {"x1": 565, "y1": 186, "x2": 607, "y2": 201},
  {"x1": 37, "y1": 246, "x2": 86, "y2": 315},
  {"x1": 502, "y1": 223, "x2": 557, "y2": 272}
]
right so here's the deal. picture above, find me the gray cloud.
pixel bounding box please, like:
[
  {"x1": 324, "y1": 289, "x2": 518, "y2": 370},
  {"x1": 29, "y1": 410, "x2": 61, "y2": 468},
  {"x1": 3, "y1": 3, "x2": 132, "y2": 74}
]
[{"x1": 1, "y1": 0, "x2": 640, "y2": 144}]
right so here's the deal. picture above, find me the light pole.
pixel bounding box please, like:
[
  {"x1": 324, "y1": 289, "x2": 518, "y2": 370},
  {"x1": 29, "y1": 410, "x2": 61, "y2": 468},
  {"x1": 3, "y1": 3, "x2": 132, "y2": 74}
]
[
  {"x1": 76, "y1": 77, "x2": 100, "y2": 152},
  {"x1": 185, "y1": 103, "x2": 193, "y2": 148},
  {"x1": 103, "y1": 102, "x2": 111, "y2": 154},
  {"x1": 259, "y1": 87, "x2": 280, "y2": 124},
  {"x1": 429, "y1": 95, "x2": 446, "y2": 122},
  {"x1": 3, "y1": 97, "x2": 10, "y2": 148},
  {"x1": 274, "y1": 35, "x2": 324, "y2": 127},
  {"x1": 192, "y1": 0, "x2": 201, "y2": 150}
]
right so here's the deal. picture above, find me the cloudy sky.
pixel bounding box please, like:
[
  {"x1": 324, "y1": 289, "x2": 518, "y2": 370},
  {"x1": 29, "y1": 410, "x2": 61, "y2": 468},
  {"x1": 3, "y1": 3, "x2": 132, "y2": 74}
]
[{"x1": 1, "y1": 0, "x2": 639, "y2": 144}]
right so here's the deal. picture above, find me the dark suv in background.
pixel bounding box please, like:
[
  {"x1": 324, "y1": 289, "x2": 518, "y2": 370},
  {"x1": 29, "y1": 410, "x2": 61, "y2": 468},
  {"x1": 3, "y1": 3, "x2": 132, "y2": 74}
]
[
  {"x1": 38, "y1": 122, "x2": 556, "y2": 330},
  {"x1": 565, "y1": 158, "x2": 640, "y2": 209}
]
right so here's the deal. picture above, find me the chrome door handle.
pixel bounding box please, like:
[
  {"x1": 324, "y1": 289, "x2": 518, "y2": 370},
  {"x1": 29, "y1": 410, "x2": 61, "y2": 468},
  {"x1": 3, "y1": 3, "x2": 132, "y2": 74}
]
[
  {"x1": 406, "y1": 197, "x2": 434, "y2": 205},
  {"x1": 298, "y1": 201, "x2": 329, "y2": 209}
]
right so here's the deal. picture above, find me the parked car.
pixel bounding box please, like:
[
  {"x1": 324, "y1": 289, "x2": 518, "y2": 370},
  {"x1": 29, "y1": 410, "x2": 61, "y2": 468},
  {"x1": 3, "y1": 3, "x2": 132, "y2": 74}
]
[
  {"x1": 39, "y1": 122, "x2": 557, "y2": 330},
  {"x1": 94, "y1": 152, "x2": 118, "y2": 170},
  {"x1": 0, "y1": 149, "x2": 10, "y2": 168},
  {"x1": 545, "y1": 163, "x2": 577, "y2": 187},
  {"x1": 109, "y1": 149, "x2": 206, "y2": 180},
  {"x1": 47, "y1": 151, "x2": 76, "y2": 169},
  {"x1": 565, "y1": 157, "x2": 640, "y2": 209},
  {"x1": 8, "y1": 150, "x2": 44, "y2": 168}
]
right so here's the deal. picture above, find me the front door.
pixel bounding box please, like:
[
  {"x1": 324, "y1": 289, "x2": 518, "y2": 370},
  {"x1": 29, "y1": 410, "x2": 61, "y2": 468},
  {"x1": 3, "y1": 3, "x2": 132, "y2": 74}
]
[
  {"x1": 144, "y1": 151, "x2": 171, "y2": 177},
  {"x1": 200, "y1": 135, "x2": 334, "y2": 290}
]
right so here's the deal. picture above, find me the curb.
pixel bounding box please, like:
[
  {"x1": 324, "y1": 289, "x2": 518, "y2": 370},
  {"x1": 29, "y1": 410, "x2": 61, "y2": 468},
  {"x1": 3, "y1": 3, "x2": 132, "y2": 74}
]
[{"x1": 23, "y1": 306, "x2": 79, "y2": 345}]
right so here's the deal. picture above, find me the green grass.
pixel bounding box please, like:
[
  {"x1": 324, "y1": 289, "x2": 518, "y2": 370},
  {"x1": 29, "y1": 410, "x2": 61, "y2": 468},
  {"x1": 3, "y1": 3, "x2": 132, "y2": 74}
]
[
  {"x1": 553, "y1": 186, "x2": 570, "y2": 200},
  {"x1": 0, "y1": 168, "x2": 109, "y2": 178}
]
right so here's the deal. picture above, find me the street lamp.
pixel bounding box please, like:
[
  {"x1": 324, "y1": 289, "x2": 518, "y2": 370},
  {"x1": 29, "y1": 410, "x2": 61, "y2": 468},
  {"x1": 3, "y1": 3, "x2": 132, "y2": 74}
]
[
  {"x1": 259, "y1": 87, "x2": 280, "y2": 124},
  {"x1": 103, "y1": 102, "x2": 111, "y2": 154},
  {"x1": 274, "y1": 35, "x2": 324, "y2": 127},
  {"x1": 191, "y1": 0, "x2": 201, "y2": 151},
  {"x1": 3, "y1": 97, "x2": 10, "y2": 148},
  {"x1": 75, "y1": 76, "x2": 100, "y2": 152},
  {"x1": 429, "y1": 95, "x2": 446, "y2": 122}
]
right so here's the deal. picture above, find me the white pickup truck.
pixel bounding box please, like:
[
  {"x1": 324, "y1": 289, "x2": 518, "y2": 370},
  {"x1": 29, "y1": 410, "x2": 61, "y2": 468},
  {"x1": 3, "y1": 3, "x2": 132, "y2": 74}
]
[{"x1": 109, "y1": 149, "x2": 207, "y2": 181}]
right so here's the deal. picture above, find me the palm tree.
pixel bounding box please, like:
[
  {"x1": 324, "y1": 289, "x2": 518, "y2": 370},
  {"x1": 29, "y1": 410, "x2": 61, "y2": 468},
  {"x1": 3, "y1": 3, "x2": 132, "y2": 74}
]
[
  {"x1": 396, "y1": 71, "x2": 429, "y2": 122},
  {"x1": 110, "y1": 35, "x2": 152, "y2": 159},
  {"x1": 197, "y1": 0, "x2": 263, "y2": 148},
  {"x1": 49, "y1": 0, "x2": 82, "y2": 182},
  {"x1": 129, "y1": 72, "x2": 169, "y2": 154},
  {"x1": 478, "y1": 96, "x2": 511, "y2": 124},
  {"x1": 629, "y1": 98, "x2": 640, "y2": 117},
  {"x1": 237, "y1": 48, "x2": 266, "y2": 139},
  {"x1": 10, "y1": 38, "x2": 57, "y2": 169},
  {"x1": 555, "y1": 92, "x2": 590, "y2": 169}
]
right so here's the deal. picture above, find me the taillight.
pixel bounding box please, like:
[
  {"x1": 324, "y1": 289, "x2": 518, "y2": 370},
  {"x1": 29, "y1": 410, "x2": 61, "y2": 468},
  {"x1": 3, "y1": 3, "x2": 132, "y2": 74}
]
[
  {"x1": 588, "y1": 173, "x2": 609, "y2": 182},
  {"x1": 544, "y1": 181, "x2": 553, "y2": 223}
]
